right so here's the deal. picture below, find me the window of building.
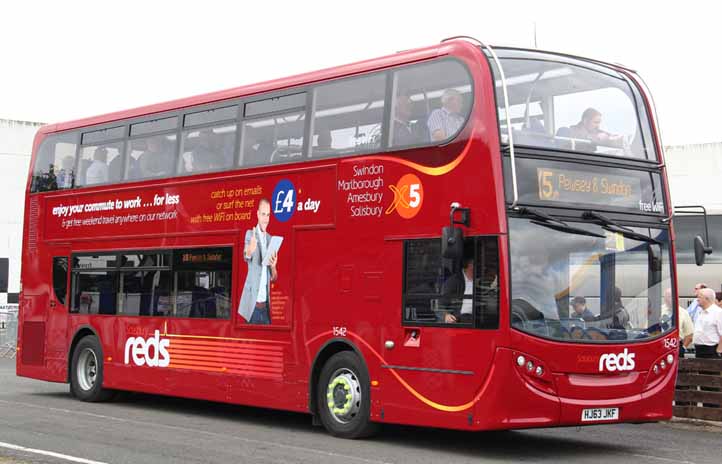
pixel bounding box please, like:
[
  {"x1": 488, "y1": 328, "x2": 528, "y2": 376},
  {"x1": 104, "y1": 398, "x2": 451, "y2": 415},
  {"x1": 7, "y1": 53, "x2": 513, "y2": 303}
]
[
  {"x1": 311, "y1": 74, "x2": 386, "y2": 158},
  {"x1": 31, "y1": 132, "x2": 79, "y2": 192},
  {"x1": 403, "y1": 236, "x2": 499, "y2": 328}
]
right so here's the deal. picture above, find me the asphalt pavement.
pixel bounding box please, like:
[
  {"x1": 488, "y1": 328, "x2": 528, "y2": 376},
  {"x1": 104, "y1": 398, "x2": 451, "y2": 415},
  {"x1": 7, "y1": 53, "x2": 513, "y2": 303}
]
[{"x1": 0, "y1": 357, "x2": 719, "y2": 464}]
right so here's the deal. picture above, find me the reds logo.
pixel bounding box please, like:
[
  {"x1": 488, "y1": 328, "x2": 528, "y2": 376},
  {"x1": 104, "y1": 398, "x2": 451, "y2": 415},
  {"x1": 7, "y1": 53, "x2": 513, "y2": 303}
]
[
  {"x1": 598, "y1": 348, "x2": 636, "y2": 372},
  {"x1": 124, "y1": 330, "x2": 170, "y2": 368}
]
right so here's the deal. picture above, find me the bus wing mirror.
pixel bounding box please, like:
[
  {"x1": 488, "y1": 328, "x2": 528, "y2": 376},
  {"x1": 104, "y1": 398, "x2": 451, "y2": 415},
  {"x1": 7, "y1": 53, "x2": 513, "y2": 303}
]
[
  {"x1": 694, "y1": 235, "x2": 713, "y2": 266},
  {"x1": 443, "y1": 202, "x2": 470, "y2": 260},
  {"x1": 442, "y1": 226, "x2": 463, "y2": 260}
]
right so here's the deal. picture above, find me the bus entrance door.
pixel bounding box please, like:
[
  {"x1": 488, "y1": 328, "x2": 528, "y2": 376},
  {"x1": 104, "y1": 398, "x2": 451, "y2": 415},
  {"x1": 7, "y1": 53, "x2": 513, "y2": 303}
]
[
  {"x1": 379, "y1": 323, "x2": 492, "y2": 427},
  {"x1": 45, "y1": 247, "x2": 71, "y2": 378}
]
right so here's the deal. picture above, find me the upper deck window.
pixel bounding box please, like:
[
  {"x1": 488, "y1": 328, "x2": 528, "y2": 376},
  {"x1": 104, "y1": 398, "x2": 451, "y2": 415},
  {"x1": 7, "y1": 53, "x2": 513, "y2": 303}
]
[
  {"x1": 244, "y1": 93, "x2": 306, "y2": 118},
  {"x1": 390, "y1": 59, "x2": 473, "y2": 148},
  {"x1": 311, "y1": 74, "x2": 386, "y2": 157},
  {"x1": 493, "y1": 56, "x2": 655, "y2": 161},
  {"x1": 31, "y1": 132, "x2": 78, "y2": 192}
]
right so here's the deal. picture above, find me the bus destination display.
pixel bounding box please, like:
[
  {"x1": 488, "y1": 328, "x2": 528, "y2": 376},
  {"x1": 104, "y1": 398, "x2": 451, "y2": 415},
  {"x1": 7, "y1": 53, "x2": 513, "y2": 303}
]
[
  {"x1": 536, "y1": 167, "x2": 641, "y2": 210},
  {"x1": 506, "y1": 158, "x2": 666, "y2": 214}
]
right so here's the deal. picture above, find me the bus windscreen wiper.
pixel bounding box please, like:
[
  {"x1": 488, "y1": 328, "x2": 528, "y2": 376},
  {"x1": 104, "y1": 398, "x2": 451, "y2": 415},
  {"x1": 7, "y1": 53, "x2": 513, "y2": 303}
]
[
  {"x1": 518, "y1": 207, "x2": 605, "y2": 238},
  {"x1": 582, "y1": 210, "x2": 661, "y2": 245}
]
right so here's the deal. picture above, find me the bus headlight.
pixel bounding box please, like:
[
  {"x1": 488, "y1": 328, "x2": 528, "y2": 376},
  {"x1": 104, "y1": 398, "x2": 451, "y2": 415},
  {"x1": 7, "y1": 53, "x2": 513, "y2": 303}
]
[{"x1": 517, "y1": 355, "x2": 526, "y2": 367}]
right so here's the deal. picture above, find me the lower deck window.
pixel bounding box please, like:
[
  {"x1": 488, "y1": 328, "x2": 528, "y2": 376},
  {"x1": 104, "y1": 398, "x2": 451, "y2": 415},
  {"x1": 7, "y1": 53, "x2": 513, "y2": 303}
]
[
  {"x1": 403, "y1": 236, "x2": 499, "y2": 328},
  {"x1": 71, "y1": 247, "x2": 232, "y2": 319}
]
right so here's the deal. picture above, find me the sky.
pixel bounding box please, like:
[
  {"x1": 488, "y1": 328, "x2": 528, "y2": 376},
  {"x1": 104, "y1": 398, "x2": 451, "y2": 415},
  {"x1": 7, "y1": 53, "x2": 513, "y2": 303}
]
[{"x1": 2, "y1": 1, "x2": 720, "y2": 146}]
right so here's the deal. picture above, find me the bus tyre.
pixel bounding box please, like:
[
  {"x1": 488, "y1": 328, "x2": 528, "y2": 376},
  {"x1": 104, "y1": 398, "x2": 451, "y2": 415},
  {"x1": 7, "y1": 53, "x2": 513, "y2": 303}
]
[
  {"x1": 70, "y1": 336, "x2": 114, "y2": 402},
  {"x1": 317, "y1": 351, "x2": 378, "y2": 438}
]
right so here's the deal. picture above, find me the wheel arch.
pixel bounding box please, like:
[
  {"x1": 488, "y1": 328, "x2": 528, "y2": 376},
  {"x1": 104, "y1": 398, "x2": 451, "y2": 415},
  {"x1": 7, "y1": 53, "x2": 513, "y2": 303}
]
[
  {"x1": 308, "y1": 338, "x2": 368, "y2": 419},
  {"x1": 67, "y1": 325, "x2": 100, "y2": 383}
]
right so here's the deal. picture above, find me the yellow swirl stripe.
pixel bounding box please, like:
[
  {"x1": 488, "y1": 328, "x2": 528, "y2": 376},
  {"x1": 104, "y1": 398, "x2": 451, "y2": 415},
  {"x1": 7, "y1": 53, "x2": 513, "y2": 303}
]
[
  {"x1": 307, "y1": 330, "x2": 489, "y2": 412},
  {"x1": 359, "y1": 132, "x2": 474, "y2": 177}
]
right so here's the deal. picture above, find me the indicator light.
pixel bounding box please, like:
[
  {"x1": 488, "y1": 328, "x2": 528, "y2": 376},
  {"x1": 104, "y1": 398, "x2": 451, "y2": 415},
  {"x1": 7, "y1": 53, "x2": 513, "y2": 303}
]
[
  {"x1": 535, "y1": 366, "x2": 544, "y2": 377},
  {"x1": 666, "y1": 354, "x2": 674, "y2": 365},
  {"x1": 526, "y1": 361, "x2": 534, "y2": 371}
]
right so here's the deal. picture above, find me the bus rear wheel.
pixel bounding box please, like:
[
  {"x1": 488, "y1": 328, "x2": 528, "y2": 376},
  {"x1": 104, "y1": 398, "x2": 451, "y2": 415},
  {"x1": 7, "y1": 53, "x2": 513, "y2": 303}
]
[
  {"x1": 70, "y1": 336, "x2": 114, "y2": 402},
  {"x1": 317, "y1": 351, "x2": 378, "y2": 438}
]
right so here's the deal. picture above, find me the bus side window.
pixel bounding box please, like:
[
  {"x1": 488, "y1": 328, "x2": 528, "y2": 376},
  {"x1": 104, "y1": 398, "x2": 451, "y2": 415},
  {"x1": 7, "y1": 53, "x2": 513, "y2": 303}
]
[
  {"x1": 402, "y1": 236, "x2": 499, "y2": 328},
  {"x1": 76, "y1": 142, "x2": 124, "y2": 187},
  {"x1": 52, "y1": 257, "x2": 68, "y2": 306},
  {"x1": 72, "y1": 255, "x2": 118, "y2": 315},
  {"x1": 174, "y1": 247, "x2": 232, "y2": 320},
  {"x1": 240, "y1": 113, "x2": 305, "y2": 167},
  {"x1": 30, "y1": 133, "x2": 78, "y2": 192},
  {"x1": 179, "y1": 124, "x2": 236, "y2": 175},
  {"x1": 311, "y1": 73, "x2": 386, "y2": 157},
  {"x1": 391, "y1": 59, "x2": 473, "y2": 149}
]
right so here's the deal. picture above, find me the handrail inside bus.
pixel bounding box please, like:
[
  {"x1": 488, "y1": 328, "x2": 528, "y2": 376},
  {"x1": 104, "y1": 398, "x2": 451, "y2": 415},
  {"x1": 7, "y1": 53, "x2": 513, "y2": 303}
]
[{"x1": 441, "y1": 36, "x2": 519, "y2": 209}]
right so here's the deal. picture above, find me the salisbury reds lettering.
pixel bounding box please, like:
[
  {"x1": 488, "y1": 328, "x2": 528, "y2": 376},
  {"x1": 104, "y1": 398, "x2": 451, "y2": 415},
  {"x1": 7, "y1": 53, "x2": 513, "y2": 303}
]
[
  {"x1": 598, "y1": 348, "x2": 636, "y2": 372},
  {"x1": 124, "y1": 330, "x2": 170, "y2": 368}
]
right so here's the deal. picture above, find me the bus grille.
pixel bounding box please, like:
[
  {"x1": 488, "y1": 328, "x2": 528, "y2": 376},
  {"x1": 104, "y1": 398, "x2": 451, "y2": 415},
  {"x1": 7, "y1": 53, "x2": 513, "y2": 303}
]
[
  {"x1": 27, "y1": 197, "x2": 39, "y2": 252},
  {"x1": 21, "y1": 321, "x2": 45, "y2": 365}
]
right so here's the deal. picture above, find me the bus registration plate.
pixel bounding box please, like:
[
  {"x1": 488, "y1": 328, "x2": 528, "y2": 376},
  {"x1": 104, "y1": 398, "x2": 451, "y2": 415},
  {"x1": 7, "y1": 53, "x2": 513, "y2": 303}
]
[{"x1": 581, "y1": 407, "x2": 619, "y2": 422}]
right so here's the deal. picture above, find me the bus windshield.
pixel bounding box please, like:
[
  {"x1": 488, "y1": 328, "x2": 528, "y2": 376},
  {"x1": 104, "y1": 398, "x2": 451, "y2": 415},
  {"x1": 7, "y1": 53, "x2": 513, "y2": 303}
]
[
  {"x1": 509, "y1": 217, "x2": 673, "y2": 342},
  {"x1": 492, "y1": 51, "x2": 656, "y2": 161}
]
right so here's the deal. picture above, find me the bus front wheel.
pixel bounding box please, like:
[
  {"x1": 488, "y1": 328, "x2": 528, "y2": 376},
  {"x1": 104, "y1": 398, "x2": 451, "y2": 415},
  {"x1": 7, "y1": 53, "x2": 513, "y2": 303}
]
[
  {"x1": 317, "y1": 351, "x2": 378, "y2": 438},
  {"x1": 70, "y1": 336, "x2": 114, "y2": 402}
]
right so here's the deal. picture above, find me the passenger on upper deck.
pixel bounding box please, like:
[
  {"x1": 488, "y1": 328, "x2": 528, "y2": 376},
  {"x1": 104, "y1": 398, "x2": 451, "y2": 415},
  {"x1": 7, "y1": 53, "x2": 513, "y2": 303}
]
[
  {"x1": 427, "y1": 88, "x2": 465, "y2": 142},
  {"x1": 313, "y1": 127, "x2": 334, "y2": 158},
  {"x1": 139, "y1": 137, "x2": 174, "y2": 178},
  {"x1": 85, "y1": 147, "x2": 109, "y2": 185},
  {"x1": 57, "y1": 155, "x2": 75, "y2": 188},
  {"x1": 558, "y1": 108, "x2": 624, "y2": 147},
  {"x1": 392, "y1": 92, "x2": 419, "y2": 146}
]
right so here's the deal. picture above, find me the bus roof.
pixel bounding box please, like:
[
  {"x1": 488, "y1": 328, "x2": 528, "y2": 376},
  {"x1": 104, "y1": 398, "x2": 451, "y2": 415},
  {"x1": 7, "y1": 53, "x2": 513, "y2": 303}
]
[
  {"x1": 38, "y1": 39, "x2": 636, "y2": 138},
  {"x1": 39, "y1": 40, "x2": 469, "y2": 136}
]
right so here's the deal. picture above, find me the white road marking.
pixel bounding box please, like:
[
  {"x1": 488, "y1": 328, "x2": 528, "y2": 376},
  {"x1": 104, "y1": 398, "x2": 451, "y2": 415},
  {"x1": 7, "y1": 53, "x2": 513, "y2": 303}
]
[
  {"x1": 0, "y1": 399, "x2": 392, "y2": 464},
  {"x1": 630, "y1": 454, "x2": 696, "y2": 464},
  {"x1": 0, "y1": 441, "x2": 108, "y2": 464}
]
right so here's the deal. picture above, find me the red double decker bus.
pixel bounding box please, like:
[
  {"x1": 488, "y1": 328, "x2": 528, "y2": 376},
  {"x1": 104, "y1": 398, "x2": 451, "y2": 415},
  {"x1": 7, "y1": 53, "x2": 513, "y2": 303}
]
[{"x1": 18, "y1": 37, "x2": 679, "y2": 438}]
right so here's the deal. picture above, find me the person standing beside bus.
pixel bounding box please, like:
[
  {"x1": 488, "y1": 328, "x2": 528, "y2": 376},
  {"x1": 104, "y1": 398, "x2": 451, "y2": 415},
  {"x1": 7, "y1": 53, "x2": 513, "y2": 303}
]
[
  {"x1": 427, "y1": 88, "x2": 464, "y2": 141},
  {"x1": 662, "y1": 288, "x2": 694, "y2": 355},
  {"x1": 687, "y1": 283, "x2": 707, "y2": 324},
  {"x1": 238, "y1": 198, "x2": 278, "y2": 324},
  {"x1": 692, "y1": 288, "x2": 722, "y2": 358},
  {"x1": 571, "y1": 296, "x2": 596, "y2": 322}
]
